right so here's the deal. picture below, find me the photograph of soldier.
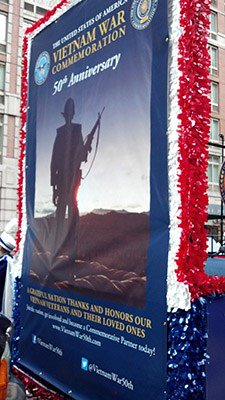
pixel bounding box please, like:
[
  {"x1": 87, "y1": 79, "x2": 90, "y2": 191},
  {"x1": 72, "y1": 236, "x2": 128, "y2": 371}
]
[
  {"x1": 29, "y1": 1, "x2": 151, "y2": 306},
  {"x1": 50, "y1": 98, "x2": 101, "y2": 259}
]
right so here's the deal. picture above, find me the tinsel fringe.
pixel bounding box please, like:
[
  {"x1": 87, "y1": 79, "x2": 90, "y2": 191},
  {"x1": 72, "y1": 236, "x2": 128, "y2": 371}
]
[
  {"x1": 167, "y1": 299, "x2": 208, "y2": 399},
  {"x1": 174, "y1": 0, "x2": 225, "y2": 299},
  {"x1": 12, "y1": 366, "x2": 67, "y2": 400},
  {"x1": 167, "y1": 0, "x2": 191, "y2": 311},
  {"x1": 16, "y1": 35, "x2": 28, "y2": 253}
]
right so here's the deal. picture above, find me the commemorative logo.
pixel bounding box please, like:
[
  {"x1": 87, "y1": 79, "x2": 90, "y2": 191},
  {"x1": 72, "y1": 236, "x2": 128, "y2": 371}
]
[
  {"x1": 130, "y1": 0, "x2": 158, "y2": 30},
  {"x1": 34, "y1": 51, "x2": 50, "y2": 85},
  {"x1": 219, "y1": 162, "x2": 225, "y2": 204}
]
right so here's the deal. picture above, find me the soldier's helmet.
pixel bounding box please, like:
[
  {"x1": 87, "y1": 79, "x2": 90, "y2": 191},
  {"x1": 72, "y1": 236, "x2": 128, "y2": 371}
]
[{"x1": 62, "y1": 98, "x2": 75, "y2": 117}]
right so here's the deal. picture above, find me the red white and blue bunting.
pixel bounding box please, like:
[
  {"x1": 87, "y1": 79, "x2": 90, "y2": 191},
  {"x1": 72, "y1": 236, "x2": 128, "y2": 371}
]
[{"x1": 14, "y1": 0, "x2": 223, "y2": 397}]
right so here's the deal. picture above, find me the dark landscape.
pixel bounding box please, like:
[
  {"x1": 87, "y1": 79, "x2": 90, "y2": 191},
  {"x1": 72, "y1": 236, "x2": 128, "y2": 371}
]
[{"x1": 29, "y1": 210, "x2": 149, "y2": 307}]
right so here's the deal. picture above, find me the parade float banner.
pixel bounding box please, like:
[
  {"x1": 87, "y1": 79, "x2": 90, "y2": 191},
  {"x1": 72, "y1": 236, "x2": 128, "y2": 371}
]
[{"x1": 18, "y1": 0, "x2": 169, "y2": 398}]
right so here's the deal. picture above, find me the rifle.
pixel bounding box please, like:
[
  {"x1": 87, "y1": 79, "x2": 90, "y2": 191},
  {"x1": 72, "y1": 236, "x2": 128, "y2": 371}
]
[{"x1": 84, "y1": 107, "x2": 105, "y2": 157}]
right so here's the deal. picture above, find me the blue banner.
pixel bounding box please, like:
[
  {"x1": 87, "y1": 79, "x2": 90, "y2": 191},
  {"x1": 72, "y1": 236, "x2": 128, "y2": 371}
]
[{"x1": 18, "y1": 0, "x2": 169, "y2": 398}]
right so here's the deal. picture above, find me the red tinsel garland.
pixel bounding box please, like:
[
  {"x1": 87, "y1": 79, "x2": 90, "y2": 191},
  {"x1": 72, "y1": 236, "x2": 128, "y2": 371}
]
[
  {"x1": 16, "y1": 36, "x2": 28, "y2": 252},
  {"x1": 176, "y1": 0, "x2": 225, "y2": 299},
  {"x1": 12, "y1": 366, "x2": 68, "y2": 400},
  {"x1": 16, "y1": 0, "x2": 70, "y2": 252},
  {"x1": 26, "y1": 0, "x2": 70, "y2": 36}
]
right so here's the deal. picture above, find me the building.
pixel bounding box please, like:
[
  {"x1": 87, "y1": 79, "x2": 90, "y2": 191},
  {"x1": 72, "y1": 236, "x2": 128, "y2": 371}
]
[
  {"x1": 0, "y1": 0, "x2": 59, "y2": 231},
  {"x1": 208, "y1": 0, "x2": 225, "y2": 241}
]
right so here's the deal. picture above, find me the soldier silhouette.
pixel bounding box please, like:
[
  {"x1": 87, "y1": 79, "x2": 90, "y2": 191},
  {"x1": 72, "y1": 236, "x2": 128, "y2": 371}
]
[{"x1": 50, "y1": 98, "x2": 101, "y2": 259}]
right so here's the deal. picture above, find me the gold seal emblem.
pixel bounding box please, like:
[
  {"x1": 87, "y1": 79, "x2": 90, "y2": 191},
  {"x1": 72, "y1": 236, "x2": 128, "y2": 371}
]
[{"x1": 130, "y1": 0, "x2": 158, "y2": 30}]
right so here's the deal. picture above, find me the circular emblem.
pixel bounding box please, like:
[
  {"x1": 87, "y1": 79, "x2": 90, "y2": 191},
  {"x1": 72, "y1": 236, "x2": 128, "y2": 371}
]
[
  {"x1": 34, "y1": 51, "x2": 50, "y2": 85},
  {"x1": 130, "y1": 0, "x2": 158, "y2": 30},
  {"x1": 219, "y1": 162, "x2": 225, "y2": 204}
]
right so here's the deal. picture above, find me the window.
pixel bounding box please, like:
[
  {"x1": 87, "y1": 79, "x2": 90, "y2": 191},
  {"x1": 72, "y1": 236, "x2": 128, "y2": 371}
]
[
  {"x1": 210, "y1": 12, "x2": 217, "y2": 40},
  {"x1": 0, "y1": 64, "x2": 5, "y2": 105},
  {"x1": 210, "y1": 118, "x2": 219, "y2": 141},
  {"x1": 211, "y1": 82, "x2": 219, "y2": 112},
  {"x1": 0, "y1": 13, "x2": 7, "y2": 53},
  {"x1": 208, "y1": 155, "x2": 220, "y2": 187},
  {"x1": 36, "y1": 6, "x2": 47, "y2": 16},
  {"x1": 210, "y1": 46, "x2": 218, "y2": 76},
  {"x1": 24, "y1": 2, "x2": 34, "y2": 12},
  {"x1": 0, "y1": 64, "x2": 5, "y2": 90},
  {"x1": 0, "y1": 115, "x2": 3, "y2": 164}
]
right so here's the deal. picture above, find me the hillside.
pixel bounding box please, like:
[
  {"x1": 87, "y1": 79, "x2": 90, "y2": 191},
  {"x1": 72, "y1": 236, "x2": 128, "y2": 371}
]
[
  {"x1": 30, "y1": 210, "x2": 149, "y2": 307},
  {"x1": 77, "y1": 211, "x2": 149, "y2": 276}
]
